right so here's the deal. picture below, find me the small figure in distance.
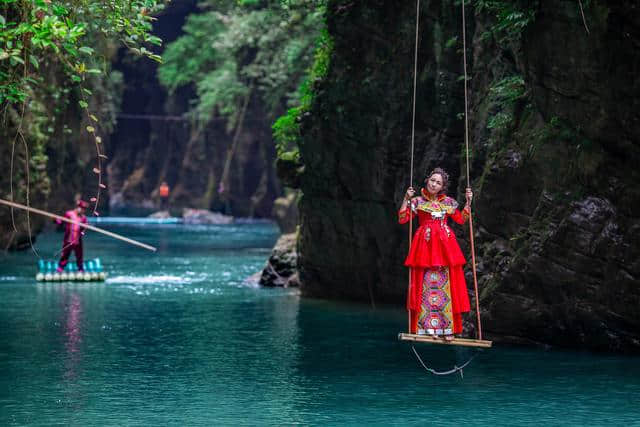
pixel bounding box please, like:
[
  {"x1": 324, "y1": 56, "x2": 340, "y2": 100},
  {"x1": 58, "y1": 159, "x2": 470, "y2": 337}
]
[
  {"x1": 159, "y1": 181, "x2": 170, "y2": 211},
  {"x1": 56, "y1": 199, "x2": 89, "y2": 273}
]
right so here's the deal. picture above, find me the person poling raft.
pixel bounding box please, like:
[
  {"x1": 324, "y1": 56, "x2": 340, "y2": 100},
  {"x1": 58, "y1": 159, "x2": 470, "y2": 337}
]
[
  {"x1": 0, "y1": 198, "x2": 156, "y2": 283},
  {"x1": 42, "y1": 198, "x2": 106, "y2": 282},
  {"x1": 55, "y1": 199, "x2": 89, "y2": 274}
]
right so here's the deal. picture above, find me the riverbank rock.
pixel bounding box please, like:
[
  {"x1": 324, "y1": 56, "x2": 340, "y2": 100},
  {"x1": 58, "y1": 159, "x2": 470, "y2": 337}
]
[
  {"x1": 182, "y1": 208, "x2": 233, "y2": 224},
  {"x1": 259, "y1": 233, "x2": 299, "y2": 287},
  {"x1": 109, "y1": 192, "x2": 156, "y2": 216},
  {"x1": 271, "y1": 192, "x2": 299, "y2": 233},
  {"x1": 148, "y1": 210, "x2": 173, "y2": 219}
]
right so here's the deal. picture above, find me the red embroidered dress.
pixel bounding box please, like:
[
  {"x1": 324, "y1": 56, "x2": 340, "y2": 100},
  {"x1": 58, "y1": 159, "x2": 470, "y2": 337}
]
[{"x1": 399, "y1": 190, "x2": 471, "y2": 335}]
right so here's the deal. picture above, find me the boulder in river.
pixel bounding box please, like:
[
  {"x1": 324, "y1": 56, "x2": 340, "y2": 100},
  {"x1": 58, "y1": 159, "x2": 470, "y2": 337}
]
[
  {"x1": 182, "y1": 208, "x2": 233, "y2": 225},
  {"x1": 148, "y1": 210, "x2": 173, "y2": 219},
  {"x1": 259, "y1": 233, "x2": 298, "y2": 287}
]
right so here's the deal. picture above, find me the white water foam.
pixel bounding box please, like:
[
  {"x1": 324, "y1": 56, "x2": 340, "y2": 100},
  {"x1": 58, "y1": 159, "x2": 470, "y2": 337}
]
[{"x1": 107, "y1": 275, "x2": 195, "y2": 285}]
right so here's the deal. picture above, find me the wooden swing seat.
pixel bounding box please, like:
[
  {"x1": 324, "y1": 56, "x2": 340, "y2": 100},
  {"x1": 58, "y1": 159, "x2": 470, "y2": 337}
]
[{"x1": 398, "y1": 333, "x2": 492, "y2": 348}]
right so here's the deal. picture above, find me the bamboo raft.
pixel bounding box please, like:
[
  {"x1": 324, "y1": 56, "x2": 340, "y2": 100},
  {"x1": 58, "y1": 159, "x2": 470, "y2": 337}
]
[{"x1": 36, "y1": 258, "x2": 107, "y2": 282}]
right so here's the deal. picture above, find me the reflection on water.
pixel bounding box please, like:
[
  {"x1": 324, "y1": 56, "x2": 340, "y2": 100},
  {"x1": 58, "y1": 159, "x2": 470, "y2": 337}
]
[
  {"x1": 1, "y1": 222, "x2": 640, "y2": 425},
  {"x1": 63, "y1": 293, "x2": 82, "y2": 381}
]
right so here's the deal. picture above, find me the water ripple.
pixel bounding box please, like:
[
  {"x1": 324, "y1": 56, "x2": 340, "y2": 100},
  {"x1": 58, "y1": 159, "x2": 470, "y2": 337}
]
[
  {"x1": 2, "y1": 223, "x2": 640, "y2": 425},
  {"x1": 107, "y1": 275, "x2": 201, "y2": 285}
]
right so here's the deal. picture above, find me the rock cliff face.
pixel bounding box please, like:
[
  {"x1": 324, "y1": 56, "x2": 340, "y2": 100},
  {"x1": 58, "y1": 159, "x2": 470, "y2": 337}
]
[
  {"x1": 107, "y1": 89, "x2": 280, "y2": 217},
  {"x1": 259, "y1": 233, "x2": 299, "y2": 288},
  {"x1": 296, "y1": 0, "x2": 640, "y2": 352}
]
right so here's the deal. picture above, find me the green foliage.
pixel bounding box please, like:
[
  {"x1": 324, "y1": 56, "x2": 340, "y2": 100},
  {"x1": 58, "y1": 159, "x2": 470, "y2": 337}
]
[
  {"x1": 444, "y1": 36, "x2": 458, "y2": 50},
  {"x1": 487, "y1": 111, "x2": 513, "y2": 131},
  {"x1": 272, "y1": 106, "x2": 301, "y2": 156},
  {"x1": 0, "y1": 0, "x2": 165, "y2": 106},
  {"x1": 486, "y1": 75, "x2": 526, "y2": 132},
  {"x1": 272, "y1": 27, "x2": 332, "y2": 159},
  {"x1": 489, "y1": 75, "x2": 526, "y2": 104},
  {"x1": 157, "y1": 13, "x2": 224, "y2": 93},
  {"x1": 197, "y1": 60, "x2": 249, "y2": 124},
  {"x1": 482, "y1": 74, "x2": 529, "y2": 161},
  {"x1": 158, "y1": 0, "x2": 325, "y2": 131},
  {"x1": 475, "y1": 0, "x2": 538, "y2": 43},
  {"x1": 528, "y1": 116, "x2": 591, "y2": 153},
  {"x1": 25, "y1": 98, "x2": 51, "y2": 197},
  {"x1": 0, "y1": 0, "x2": 164, "y2": 221}
]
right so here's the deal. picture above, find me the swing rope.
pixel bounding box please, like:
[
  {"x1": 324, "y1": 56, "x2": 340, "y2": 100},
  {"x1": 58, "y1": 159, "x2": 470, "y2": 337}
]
[
  {"x1": 411, "y1": 345, "x2": 479, "y2": 378},
  {"x1": 406, "y1": 0, "x2": 484, "y2": 340},
  {"x1": 407, "y1": 0, "x2": 420, "y2": 333},
  {"x1": 461, "y1": 0, "x2": 483, "y2": 341}
]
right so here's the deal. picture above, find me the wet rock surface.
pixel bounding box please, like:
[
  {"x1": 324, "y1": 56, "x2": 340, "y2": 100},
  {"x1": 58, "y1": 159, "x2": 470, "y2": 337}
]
[
  {"x1": 182, "y1": 208, "x2": 233, "y2": 225},
  {"x1": 271, "y1": 192, "x2": 299, "y2": 234},
  {"x1": 259, "y1": 233, "x2": 299, "y2": 288}
]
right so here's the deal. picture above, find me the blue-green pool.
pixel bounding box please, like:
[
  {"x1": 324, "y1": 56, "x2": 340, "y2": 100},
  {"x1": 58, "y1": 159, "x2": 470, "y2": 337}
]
[{"x1": 0, "y1": 222, "x2": 639, "y2": 425}]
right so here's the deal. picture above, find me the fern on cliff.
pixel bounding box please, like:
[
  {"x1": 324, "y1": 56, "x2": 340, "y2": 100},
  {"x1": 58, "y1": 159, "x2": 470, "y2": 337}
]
[
  {"x1": 475, "y1": 0, "x2": 538, "y2": 42},
  {"x1": 272, "y1": 27, "x2": 332, "y2": 160}
]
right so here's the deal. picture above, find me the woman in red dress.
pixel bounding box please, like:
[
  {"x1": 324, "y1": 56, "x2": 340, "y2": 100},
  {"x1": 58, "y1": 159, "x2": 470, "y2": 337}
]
[{"x1": 398, "y1": 168, "x2": 473, "y2": 339}]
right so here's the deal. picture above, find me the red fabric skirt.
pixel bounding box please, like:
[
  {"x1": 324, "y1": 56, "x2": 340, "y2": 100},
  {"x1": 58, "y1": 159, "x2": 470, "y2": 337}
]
[{"x1": 404, "y1": 222, "x2": 466, "y2": 267}]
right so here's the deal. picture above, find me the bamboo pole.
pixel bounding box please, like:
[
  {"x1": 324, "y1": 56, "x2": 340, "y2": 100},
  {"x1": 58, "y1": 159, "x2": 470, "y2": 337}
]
[{"x1": 0, "y1": 198, "x2": 157, "y2": 252}]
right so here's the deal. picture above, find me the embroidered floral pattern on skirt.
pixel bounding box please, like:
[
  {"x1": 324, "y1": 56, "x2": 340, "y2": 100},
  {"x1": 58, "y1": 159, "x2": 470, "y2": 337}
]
[{"x1": 417, "y1": 266, "x2": 453, "y2": 336}]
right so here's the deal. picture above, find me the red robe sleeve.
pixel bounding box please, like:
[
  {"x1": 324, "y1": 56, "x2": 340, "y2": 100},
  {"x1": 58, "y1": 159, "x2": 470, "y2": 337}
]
[
  {"x1": 398, "y1": 200, "x2": 415, "y2": 224},
  {"x1": 449, "y1": 205, "x2": 471, "y2": 224}
]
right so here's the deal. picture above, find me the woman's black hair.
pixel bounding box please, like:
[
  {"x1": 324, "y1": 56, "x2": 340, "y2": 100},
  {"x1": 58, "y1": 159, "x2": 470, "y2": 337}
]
[{"x1": 425, "y1": 167, "x2": 449, "y2": 194}]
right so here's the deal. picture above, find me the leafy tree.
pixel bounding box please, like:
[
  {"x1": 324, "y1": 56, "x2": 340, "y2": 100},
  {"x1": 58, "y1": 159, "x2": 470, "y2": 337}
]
[
  {"x1": 0, "y1": 0, "x2": 165, "y2": 225},
  {"x1": 1, "y1": 0, "x2": 164, "y2": 106},
  {"x1": 272, "y1": 27, "x2": 331, "y2": 159},
  {"x1": 158, "y1": 0, "x2": 326, "y2": 130}
]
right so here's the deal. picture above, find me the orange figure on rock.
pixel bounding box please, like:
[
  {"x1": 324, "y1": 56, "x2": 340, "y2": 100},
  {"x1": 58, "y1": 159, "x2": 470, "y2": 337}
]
[
  {"x1": 159, "y1": 181, "x2": 170, "y2": 210},
  {"x1": 398, "y1": 168, "x2": 473, "y2": 340}
]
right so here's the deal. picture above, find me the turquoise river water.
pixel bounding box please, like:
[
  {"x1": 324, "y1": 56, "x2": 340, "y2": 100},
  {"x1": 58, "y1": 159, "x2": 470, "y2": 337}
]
[{"x1": 0, "y1": 221, "x2": 639, "y2": 426}]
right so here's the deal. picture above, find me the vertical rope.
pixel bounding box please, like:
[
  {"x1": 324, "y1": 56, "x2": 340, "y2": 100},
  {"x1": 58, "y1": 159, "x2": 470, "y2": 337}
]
[
  {"x1": 19, "y1": 132, "x2": 39, "y2": 257},
  {"x1": 461, "y1": 0, "x2": 483, "y2": 341},
  {"x1": 577, "y1": 0, "x2": 590, "y2": 35},
  {"x1": 407, "y1": 0, "x2": 420, "y2": 332},
  {"x1": 462, "y1": 0, "x2": 470, "y2": 190},
  {"x1": 410, "y1": 0, "x2": 419, "y2": 188}
]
